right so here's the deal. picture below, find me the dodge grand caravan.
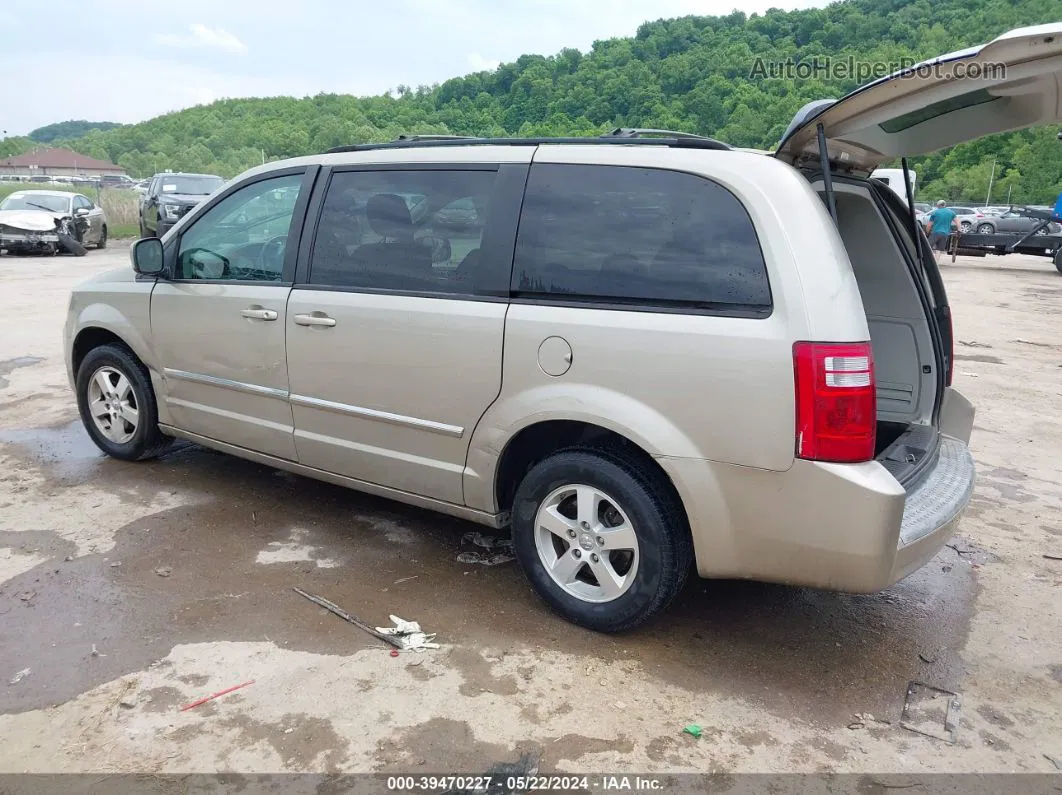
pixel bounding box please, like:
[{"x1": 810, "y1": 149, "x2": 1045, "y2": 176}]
[{"x1": 65, "y1": 24, "x2": 1061, "y2": 630}]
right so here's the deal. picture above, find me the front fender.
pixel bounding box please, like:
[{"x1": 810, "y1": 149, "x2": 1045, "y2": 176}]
[{"x1": 65, "y1": 285, "x2": 156, "y2": 390}]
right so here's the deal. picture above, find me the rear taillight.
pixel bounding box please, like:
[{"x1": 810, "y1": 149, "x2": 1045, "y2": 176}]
[{"x1": 793, "y1": 342, "x2": 876, "y2": 463}]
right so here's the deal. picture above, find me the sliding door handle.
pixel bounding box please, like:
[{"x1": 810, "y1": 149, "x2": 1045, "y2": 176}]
[
  {"x1": 240, "y1": 307, "x2": 278, "y2": 321},
  {"x1": 293, "y1": 313, "x2": 336, "y2": 328}
]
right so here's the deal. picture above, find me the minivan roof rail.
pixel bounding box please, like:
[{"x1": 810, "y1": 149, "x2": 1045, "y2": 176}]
[
  {"x1": 327, "y1": 135, "x2": 730, "y2": 154},
  {"x1": 602, "y1": 127, "x2": 723, "y2": 143},
  {"x1": 394, "y1": 134, "x2": 477, "y2": 142}
]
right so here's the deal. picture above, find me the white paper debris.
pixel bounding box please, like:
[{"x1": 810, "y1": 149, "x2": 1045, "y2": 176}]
[{"x1": 375, "y1": 615, "x2": 440, "y2": 652}]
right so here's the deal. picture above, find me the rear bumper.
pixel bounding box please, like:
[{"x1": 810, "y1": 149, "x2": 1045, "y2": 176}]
[
  {"x1": 659, "y1": 436, "x2": 975, "y2": 592},
  {"x1": 891, "y1": 437, "x2": 976, "y2": 581}
]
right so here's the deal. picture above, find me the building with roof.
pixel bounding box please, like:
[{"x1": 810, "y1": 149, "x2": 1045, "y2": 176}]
[{"x1": 0, "y1": 147, "x2": 125, "y2": 178}]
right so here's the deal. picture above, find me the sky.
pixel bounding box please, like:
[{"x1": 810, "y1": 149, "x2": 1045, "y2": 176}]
[{"x1": 0, "y1": 0, "x2": 826, "y2": 136}]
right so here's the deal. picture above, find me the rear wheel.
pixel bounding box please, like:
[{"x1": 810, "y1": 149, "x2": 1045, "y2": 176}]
[
  {"x1": 1054, "y1": 248, "x2": 1062, "y2": 274},
  {"x1": 76, "y1": 344, "x2": 171, "y2": 461},
  {"x1": 510, "y1": 449, "x2": 691, "y2": 632}
]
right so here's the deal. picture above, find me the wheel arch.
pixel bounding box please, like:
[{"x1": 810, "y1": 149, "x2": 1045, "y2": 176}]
[
  {"x1": 466, "y1": 385, "x2": 710, "y2": 508},
  {"x1": 68, "y1": 307, "x2": 158, "y2": 393},
  {"x1": 72, "y1": 326, "x2": 133, "y2": 376},
  {"x1": 492, "y1": 420, "x2": 689, "y2": 519},
  {"x1": 464, "y1": 388, "x2": 737, "y2": 576}
]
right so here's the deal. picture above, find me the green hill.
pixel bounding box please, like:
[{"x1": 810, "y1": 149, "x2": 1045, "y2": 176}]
[
  {"x1": 55, "y1": 0, "x2": 1062, "y2": 204},
  {"x1": 28, "y1": 120, "x2": 122, "y2": 144}
]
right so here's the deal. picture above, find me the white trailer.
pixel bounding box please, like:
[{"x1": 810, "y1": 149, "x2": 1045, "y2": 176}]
[{"x1": 870, "y1": 168, "x2": 917, "y2": 205}]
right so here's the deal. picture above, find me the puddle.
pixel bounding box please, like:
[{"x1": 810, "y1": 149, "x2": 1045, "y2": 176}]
[
  {"x1": 0, "y1": 420, "x2": 106, "y2": 482},
  {"x1": 0, "y1": 357, "x2": 44, "y2": 390}
]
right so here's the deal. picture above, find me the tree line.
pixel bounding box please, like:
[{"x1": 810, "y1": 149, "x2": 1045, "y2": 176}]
[{"x1": 6, "y1": 0, "x2": 1061, "y2": 205}]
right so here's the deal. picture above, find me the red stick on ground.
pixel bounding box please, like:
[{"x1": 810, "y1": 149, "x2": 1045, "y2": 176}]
[{"x1": 179, "y1": 680, "x2": 255, "y2": 712}]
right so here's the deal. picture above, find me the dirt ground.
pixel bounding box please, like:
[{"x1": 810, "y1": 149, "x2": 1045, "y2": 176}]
[{"x1": 0, "y1": 244, "x2": 1059, "y2": 777}]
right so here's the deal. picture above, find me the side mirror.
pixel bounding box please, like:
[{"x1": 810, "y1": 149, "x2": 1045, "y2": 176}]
[
  {"x1": 131, "y1": 237, "x2": 164, "y2": 276},
  {"x1": 75, "y1": 208, "x2": 90, "y2": 217}
]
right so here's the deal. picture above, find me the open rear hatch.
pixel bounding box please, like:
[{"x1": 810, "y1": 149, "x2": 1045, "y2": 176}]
[
  {"x1": 777, "y1": 23, "x2": 1062, "y2": 485},
  {"x1": 776, "y1": 23, "x2": 1062, "y2": 173}
]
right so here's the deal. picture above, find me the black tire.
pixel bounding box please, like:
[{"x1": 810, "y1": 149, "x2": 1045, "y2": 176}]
[
  {"x1": 58, "y1": 231, "x2": 87, "y2": 256},
  {"x1": 1054, "y1": 248, "x2": 1062, "y2": 274},
  {"x1": 510, "y1": 448, "x2": 692, "y2": 632},
  {"x1": 976, "y1": 223, "x2": 995, "y2": 235},
  {"x1": 76, "y1": 344, "x2": 171, "y2": 461},
  {"x1": 97, "y1": 225, "x2": 108, "y2": 249}
]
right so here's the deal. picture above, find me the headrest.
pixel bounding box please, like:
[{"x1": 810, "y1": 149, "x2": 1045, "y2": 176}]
[{"x1": 366, "y1": 194, "x2": 412, "y2": 239}]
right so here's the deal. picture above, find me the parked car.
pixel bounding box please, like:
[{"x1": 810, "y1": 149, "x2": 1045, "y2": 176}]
[
  {"x1": 138, "y1": 172, "x2": 224, "y2": 238},
  {"x1": 0, "y1": 189, "x2": 106, "y2": 255},
  {"x1": 940, "y1": 206, "x2": 983, "y2": 233},
  {"x1": 973, "y1": 209, "x2": 1062, "y2": 235},
  {"x1": 100, "y1": 174, "x2": 137, "y2": 189},
  {"x1": 433, "y1": 197, "x2": 480, "y2": 231},
  {"x1": 66, "y1": 22, "x2": 1062, "y2": 629}
]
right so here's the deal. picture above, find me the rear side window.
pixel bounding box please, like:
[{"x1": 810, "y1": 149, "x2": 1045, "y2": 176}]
[
  {"x1": 512, "y1": 164, "x2": 771, "y2": 313},
  {"x1": 309, "y1": 169, "x2": 498, "y2": 295}
]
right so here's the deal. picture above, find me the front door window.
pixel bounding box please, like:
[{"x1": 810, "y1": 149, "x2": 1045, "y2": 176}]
[{"x1": 176, "y1": 174, "x2": 303, "y2": 281}]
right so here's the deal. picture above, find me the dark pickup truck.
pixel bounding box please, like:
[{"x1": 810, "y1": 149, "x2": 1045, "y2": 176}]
[{"x1": 139, "y1": 172, "x2": 224, "y2": 238}]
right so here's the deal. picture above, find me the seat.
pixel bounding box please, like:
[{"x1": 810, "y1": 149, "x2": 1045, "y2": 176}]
[
  {"x1": 351, "y1": 193, "x2": 433, "y2": 286},
  {"x1": 310, "y1": 205, "x2": 363, "y2": 285}
]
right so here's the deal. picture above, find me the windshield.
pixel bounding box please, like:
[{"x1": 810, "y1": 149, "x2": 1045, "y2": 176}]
[
  {"x1": 160, "y1": 175, "x2": 224, "y2": 195},
  {"x1": 0, "y1": 193, "x2": 69, "y2": 213}
]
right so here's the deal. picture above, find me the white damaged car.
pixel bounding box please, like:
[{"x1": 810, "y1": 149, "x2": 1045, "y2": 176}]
[{"x1": 0, "y1": 189, "x2": 107, "y2": 256}]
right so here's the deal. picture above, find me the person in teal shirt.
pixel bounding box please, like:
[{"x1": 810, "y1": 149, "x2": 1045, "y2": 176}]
[{"x1": 926, "y1": 200, "x2": 958, "y2": 262}]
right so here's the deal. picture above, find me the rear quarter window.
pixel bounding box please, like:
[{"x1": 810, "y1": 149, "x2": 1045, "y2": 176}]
[{"x1": 512, "y1": 164, "x2": 771, "y2": 314}]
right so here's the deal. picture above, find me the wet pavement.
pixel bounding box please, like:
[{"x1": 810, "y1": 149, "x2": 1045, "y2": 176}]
[
  {"x1": 0, "y1": 247, "x2": 1059, "y2": 774},
  {"x1": 0, "y1": 418, "x2": 982, "y2": 723}
]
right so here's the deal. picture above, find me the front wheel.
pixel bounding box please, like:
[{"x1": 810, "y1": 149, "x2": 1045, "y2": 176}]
[
  {"x1": 960, "y1": 221, "x2": 973, "y2": 233},
  {"x1": 76, "y1": 344, "x2": 171, "y2": 461},
  {"x1": 97, "y1": 225, "x2": 108, "y2": 249},
  {"x1": 510, "y1": 449, "x2": 691, "y2": 632},
  {"x1": 1054, "y1": 248, "x2": 1062, "y2": 275},
  {"x1": 977, "y1": 223, "x2": 995, "y2": 234}
]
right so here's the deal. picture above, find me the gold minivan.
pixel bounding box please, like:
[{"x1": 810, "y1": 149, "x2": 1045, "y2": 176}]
[{"x1": 65, "y1": 25, "x2": 1062, "y2": 629}]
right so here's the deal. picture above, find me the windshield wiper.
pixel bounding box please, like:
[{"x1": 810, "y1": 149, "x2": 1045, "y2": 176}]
[{"x1": 25, "y1": 201, "x2": 61, "y2": 213}]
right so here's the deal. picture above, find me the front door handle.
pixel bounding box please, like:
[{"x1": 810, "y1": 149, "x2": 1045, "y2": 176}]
[
  {"x1": 293, "y1": 313, "x2": 336, "y2": 328},
  {"x1": 240, "y1": 307, "x2": 278, "y2": 321}
]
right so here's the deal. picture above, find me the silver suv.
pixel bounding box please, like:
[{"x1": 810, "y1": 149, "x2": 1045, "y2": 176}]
[{"x1": 64, "y1": 24, "x2": 1061, "y2": 630}]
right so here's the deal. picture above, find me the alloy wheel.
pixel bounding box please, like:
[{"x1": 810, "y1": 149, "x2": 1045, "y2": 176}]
[
  {"x1": 87, "y1": 366, "x2": 139, "y2": 444},
  {"x1": 533, "y1": 484, "x2": 640, "y2": 603}
]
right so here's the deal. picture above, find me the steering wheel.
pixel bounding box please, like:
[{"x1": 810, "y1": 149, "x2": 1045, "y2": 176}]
[{"x1": 259, "y1": 235, "x2": 288, "y2": 274}]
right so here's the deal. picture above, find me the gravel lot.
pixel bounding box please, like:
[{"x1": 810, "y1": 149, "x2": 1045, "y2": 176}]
[{"x1": 0, "y1": 244, "x2": 1059, "y2": 776}]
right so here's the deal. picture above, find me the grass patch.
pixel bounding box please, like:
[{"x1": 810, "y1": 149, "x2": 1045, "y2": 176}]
[{"x1": 109, "y1": 223, "x2": 139, "y2": 239}]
